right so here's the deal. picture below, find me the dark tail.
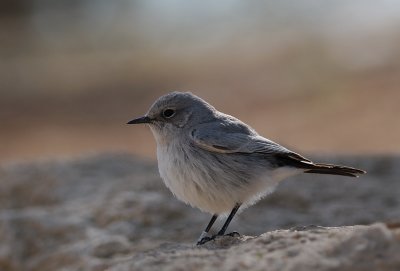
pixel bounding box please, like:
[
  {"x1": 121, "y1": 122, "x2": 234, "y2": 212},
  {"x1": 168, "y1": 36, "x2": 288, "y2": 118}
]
[
  {"x1": 274, "y1": 152, "x2": 366, "y2": 177},
  {"x1": 304, "y1": 163, "x2": 366, "y2": 177}
]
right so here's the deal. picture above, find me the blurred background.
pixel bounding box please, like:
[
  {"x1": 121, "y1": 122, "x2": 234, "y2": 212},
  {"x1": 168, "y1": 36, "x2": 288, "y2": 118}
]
[
  {"x1": 2, "y1": 2, "x2": 400, "y2": 270},
  {"x1": 1, "y1": 0, "x2": 400, "y2": 162}
]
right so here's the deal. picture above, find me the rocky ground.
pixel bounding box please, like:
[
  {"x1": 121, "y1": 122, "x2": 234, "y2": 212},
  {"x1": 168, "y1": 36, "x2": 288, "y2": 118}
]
[
  {"x1": 0, "y1": 153, "x2": 399, "y2": 271},
  {"x1": 111, "y1": 223, "x2": 400, "y2": 271}
]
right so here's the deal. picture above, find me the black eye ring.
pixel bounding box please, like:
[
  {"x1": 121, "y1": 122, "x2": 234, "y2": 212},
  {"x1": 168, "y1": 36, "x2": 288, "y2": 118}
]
[{"x1": 162, "y1": 108, "x2": 176, "y2": 118}]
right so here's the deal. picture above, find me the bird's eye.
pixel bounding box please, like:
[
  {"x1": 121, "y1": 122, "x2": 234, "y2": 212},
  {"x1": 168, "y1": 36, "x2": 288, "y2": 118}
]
[{"x1": 162, "y1": 109, "x2": 176, "y2": 118}]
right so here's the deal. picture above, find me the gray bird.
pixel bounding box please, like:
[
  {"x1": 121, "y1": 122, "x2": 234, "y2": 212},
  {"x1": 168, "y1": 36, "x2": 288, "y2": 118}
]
[{"x1": 127, "y1": 91, "x2": 365, "y2": 245}]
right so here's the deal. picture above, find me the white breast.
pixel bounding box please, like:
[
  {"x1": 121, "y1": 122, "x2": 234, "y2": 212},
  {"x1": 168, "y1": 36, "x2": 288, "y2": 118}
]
[
  {"x1": 157, "y1": 143, "x2": 220, "y2": 212},
  {"x1": 155, "y1": 140, "x2": 301, "y2": 214}
]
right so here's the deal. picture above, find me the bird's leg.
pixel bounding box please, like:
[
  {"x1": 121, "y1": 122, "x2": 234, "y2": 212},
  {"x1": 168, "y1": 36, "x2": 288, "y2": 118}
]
[
  {"x1": 196, "y1": 214, "x2": 218, "y2": 245},
  {"x1": 197, "y1": 203, "x2": 242, "y2": 245},
  {"x1": 217, "y1": 203, "x2": 241, "y2": 236}
]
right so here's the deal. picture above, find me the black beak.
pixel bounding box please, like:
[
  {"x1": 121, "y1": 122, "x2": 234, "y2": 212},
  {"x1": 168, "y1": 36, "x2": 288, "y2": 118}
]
[{"x1": 127, "y1": 116, "x2": 152, "y2": 124}]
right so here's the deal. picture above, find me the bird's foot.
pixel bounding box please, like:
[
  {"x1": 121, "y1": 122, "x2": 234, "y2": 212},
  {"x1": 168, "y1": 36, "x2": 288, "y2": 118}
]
[
  {"x1": 224, "y1": 231, "x2": 240, "y2": 237},
  {"x1": 196, "y1": 231, "x2": 241, "y2": 245},
  {"x1": 196, "y1": 235, "x2": 215, "y2": 245}
]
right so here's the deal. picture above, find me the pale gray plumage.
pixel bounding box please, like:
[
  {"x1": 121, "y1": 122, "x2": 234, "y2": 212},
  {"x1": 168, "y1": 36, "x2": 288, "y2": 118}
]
[{"x1": 127, "y1": 91, "x2": 365, "y2": 245}]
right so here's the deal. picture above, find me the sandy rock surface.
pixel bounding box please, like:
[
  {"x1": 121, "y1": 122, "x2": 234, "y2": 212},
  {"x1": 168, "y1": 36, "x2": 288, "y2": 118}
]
[
  {"x1": 0, "y1": 153, "x2": 399, "y2": 270},
  {"x1": 111, "y1": 223, "x2": 400, "y2": 271}
]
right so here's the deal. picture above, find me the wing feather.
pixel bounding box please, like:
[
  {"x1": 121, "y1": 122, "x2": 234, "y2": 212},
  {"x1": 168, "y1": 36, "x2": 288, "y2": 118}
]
[
  {"x1": 189, "y1": 117, "x2": 365, "y2": 177},
  {"x1": 190, "y1": 121, "x2": 290, "y2": 155}
]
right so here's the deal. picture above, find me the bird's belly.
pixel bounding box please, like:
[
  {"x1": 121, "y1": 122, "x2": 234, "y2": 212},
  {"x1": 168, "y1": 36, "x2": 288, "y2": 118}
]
[
  {"x1": 157, "y1": 145, "x2": 238, "y2": 214},
  {"x1": 156, "y1": 145, "x2": 299, "y2": 214}
]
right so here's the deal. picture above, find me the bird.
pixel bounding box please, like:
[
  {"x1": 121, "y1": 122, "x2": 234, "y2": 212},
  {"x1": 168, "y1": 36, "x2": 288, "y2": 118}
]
[{"x1": 127, "y1": 91, "x2": 366, "y2": 245}]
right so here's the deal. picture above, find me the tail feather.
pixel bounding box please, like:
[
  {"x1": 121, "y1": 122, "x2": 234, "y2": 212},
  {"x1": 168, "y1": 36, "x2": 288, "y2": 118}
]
[
  {"x1": 274, "y1": 152, "x2": 366, "y2": 177},
  {"x1": 304, "y1": 163, "x2": 366, "y2": 177}
]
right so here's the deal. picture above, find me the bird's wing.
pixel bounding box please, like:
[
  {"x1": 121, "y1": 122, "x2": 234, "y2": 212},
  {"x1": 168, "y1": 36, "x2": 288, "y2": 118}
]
[
  {"x1": 190, "y1": 120, "x2": 364, "y2": 176},
  {"x1": 190, "y1": 120, "x2": 304, "y2": 157}
]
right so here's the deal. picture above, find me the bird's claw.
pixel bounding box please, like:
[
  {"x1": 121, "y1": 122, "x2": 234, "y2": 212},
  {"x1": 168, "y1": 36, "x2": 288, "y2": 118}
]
[
  {"x1": 196, "y1": 231, "x2": 241, "y2": 245},
  {"x1": 225, "y1": 231, "x2": 240, "y2": 237},
  {"x1": 196, "y1": 235, "x2": 215, "y2": 245}
]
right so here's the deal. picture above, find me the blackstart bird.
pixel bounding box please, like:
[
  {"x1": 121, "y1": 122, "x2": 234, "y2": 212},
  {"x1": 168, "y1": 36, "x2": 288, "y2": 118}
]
[{"x1": 127, "y1": 91, "x2": 365, "y2": 245}]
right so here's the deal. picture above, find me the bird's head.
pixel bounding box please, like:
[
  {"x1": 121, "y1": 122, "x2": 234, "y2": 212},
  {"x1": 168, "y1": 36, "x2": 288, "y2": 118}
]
[{"x1": 127, "y1": 91, "x2": 215, "y2": 143}]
